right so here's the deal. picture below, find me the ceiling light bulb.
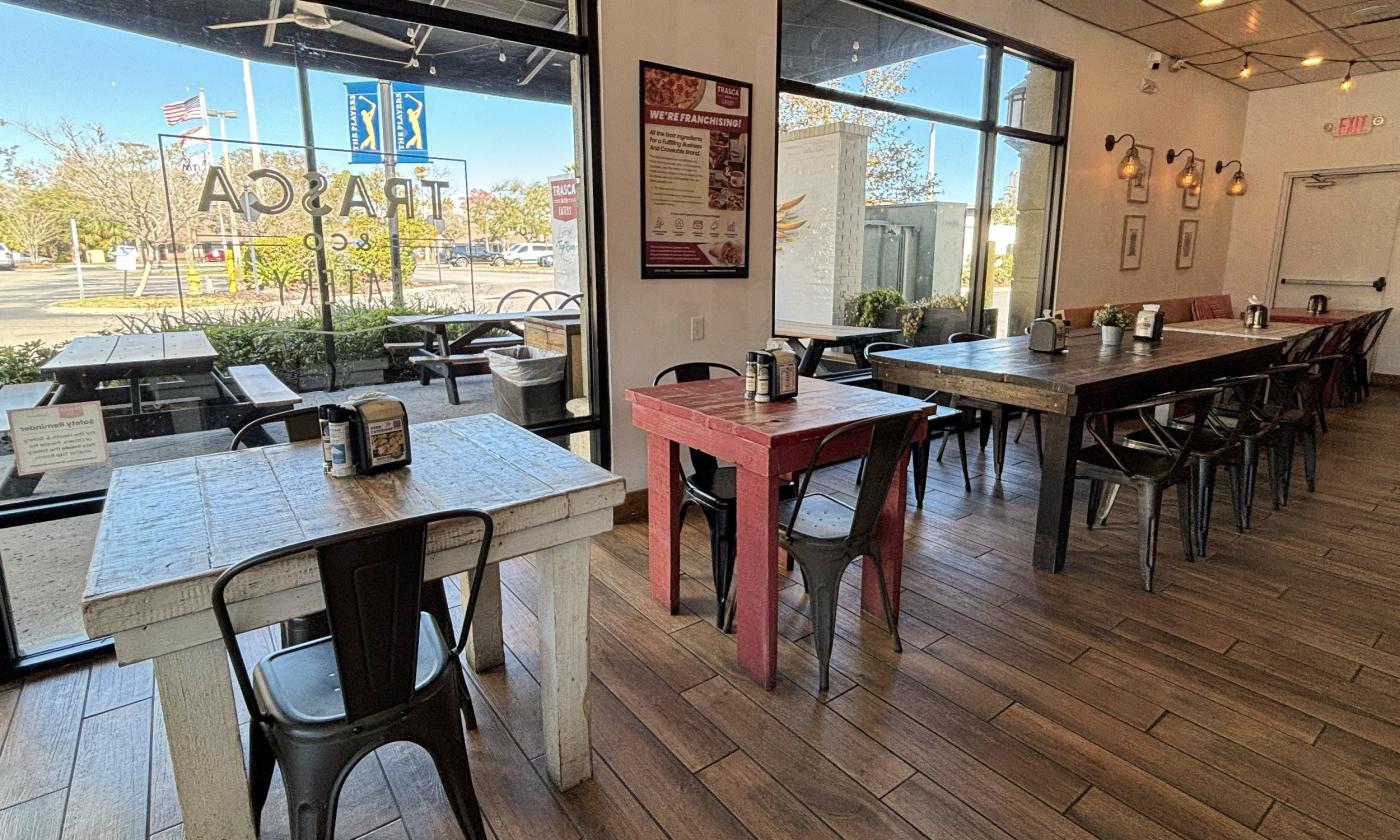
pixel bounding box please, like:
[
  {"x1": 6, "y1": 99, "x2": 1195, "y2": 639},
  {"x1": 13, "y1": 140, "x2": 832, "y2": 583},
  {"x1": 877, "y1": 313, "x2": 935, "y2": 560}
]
[
  {"x1": 1238, "y1": 54, "x2": 1253, "y2": 79},
  {"x1": 498, "y1": 48, "x2": 507, "y2": 63},
  {"x1": 1300, "y1": 55, "x2": 1325, "y2": 67},
  {"x1": 429, "y1": 63, "x2": 437, "y2": 76},
  {"x1": 1117, "y1": 147, "x2": 1142, "y2": 180},
  {"x1": 1199, "y1": 0, "x2": 1225, "y2": 6},
  {"x1": 852, "y1": 40, "x2": 860, "y2": 51},
  {"x1": 1228, "y1": 171, "x2": 1247, "y2": 196},
  {"x1": 1340, "y1": 61, "x2": 1355, "y2": 92}
]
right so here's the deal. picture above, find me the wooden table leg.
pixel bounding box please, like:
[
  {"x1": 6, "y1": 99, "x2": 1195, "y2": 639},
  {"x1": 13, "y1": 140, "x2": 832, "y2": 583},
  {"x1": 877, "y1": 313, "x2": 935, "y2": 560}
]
[
  {"x1": 646, "y1": 434, "x2": 682, "y2": 614},
  {"x1": 1034, "y1": 412, "x2": 1084, "y2": 572},
  {"x1": 735, "y1": 465, "x2": 779, "y2": 689},
  {"x1": 153, "y1": 640, "x2": 256, "y2": 840},
  {"x1": 535, "y1": 536, "x2": 592, "y2": 790},
  {"x1": 863, "y1": 447, "x2": 909, "y2": 619},
  {"x1": 463, "y1": 562, "x2": 504, "y2": 672}
]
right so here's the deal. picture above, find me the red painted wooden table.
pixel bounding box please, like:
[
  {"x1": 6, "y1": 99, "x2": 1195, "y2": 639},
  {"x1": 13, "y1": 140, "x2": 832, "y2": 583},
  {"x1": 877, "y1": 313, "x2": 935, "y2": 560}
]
[
  {"x1": 626, "y1": 376, "x2": 930, "y2": 689},
  {"x1": 1269, "y1": 307, "x2": 1374, "y2": 325}
]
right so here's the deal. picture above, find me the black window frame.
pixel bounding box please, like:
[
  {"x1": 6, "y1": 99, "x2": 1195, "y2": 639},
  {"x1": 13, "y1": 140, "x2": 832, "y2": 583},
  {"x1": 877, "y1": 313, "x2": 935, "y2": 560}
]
[
  {"x1": 0, "y1": 0, "x2": 609, "y2": 679},
  {"x1": 774, "y1": 0, "x2": 1073, "y2": 333}
]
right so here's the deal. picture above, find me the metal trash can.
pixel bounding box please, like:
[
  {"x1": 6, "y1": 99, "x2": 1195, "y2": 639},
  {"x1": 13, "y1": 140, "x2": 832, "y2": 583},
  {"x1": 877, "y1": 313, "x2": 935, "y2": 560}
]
[{"x1": 487, "y1": 346, "x2": 567, "y2": 427}]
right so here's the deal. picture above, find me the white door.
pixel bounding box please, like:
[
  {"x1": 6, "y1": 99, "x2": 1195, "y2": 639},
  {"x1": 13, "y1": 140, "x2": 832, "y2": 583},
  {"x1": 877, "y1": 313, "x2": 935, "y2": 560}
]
[{"x1": 1273, "y1": 169, "x2": 1400, "y2": 373}]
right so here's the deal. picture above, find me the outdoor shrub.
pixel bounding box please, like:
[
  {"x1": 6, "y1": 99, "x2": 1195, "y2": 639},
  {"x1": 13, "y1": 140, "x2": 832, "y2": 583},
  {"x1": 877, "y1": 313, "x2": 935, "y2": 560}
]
[
  {"x1": 0, "y1": 340, "x2": 54, "y2": 386},
  {"x1": 844, "y1": 288, "x2": 905, "y2": 328}
]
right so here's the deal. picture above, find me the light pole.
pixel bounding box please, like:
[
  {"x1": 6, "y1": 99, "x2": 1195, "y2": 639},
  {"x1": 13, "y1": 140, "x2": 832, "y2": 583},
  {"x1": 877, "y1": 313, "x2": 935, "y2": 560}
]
[{"x1": 207, "y1": 108, "x2": 242, "y2": 269}]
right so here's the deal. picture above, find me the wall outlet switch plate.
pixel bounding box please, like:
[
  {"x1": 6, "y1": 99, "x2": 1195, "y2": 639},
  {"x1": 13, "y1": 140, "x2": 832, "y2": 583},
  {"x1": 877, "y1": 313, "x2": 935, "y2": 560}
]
[{"x1": 690, "y1": 317, "x2": 704, "y2": 341}]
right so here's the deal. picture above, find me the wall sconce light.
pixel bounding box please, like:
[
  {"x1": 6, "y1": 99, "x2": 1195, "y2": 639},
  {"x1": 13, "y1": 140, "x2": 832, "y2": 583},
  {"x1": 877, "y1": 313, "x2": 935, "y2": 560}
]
[
  {"x1": 1105, "y1": 134, "x2": 1141, "y2": 180},
  {"x1": 1216, "y1": 160, "x2": 1247, "y2": 196},
  {"x1": 1166, "y1": 148, "x2": 1199, "y2": 189}
]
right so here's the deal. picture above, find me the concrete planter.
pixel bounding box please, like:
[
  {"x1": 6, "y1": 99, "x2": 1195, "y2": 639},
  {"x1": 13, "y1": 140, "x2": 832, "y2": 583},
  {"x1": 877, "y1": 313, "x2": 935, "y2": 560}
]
[{"x1": 873, "y1": 307, "x2": 999, "y2": 346}]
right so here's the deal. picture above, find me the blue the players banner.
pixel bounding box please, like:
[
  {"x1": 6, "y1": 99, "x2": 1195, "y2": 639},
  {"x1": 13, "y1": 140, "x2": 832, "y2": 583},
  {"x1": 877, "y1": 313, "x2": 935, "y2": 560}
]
[
  {"x1": 391, "y1": 82, "x2": 429, "y2": 161},
  {"x1": 346, "y1": 80, "x2": 428, "y2": 163},
  {"x1": 345, "y1": 81, "x2": 382, "y2": 163}
]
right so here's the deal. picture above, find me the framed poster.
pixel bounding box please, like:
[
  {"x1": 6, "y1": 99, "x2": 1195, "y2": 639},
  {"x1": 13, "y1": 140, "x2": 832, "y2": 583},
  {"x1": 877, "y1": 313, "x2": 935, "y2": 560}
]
[
  {"x1": 640, "y1": 61, "x2": 752, "y2": 278},
  {"x1": 1181, "y1": 160, "x2": 1204, "y2": 210},
  {"x1": 1177, "y1": 219, "x2": 1199, "y2": 269},
  {"x1": 1121, "y1": 215, "x2": 1146, "y2": 270},
  {"x1": 1127, "y1": 145, "x2": 1154, "y2": 204}
]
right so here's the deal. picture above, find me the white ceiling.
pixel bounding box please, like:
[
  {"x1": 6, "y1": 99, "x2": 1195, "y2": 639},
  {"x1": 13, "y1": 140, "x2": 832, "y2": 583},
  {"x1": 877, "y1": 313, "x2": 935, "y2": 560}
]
[{"x1": 1035, "y1": 0, "x2": 1400, "y2": 89}]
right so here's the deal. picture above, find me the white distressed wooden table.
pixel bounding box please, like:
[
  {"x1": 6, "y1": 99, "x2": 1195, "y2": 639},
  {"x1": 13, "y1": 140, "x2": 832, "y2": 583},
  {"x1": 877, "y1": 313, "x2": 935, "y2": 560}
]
[
  {"x1": 1161, "y1": 318, "x2": 1320, "y2": 341},
  {"x1": 82, "y1": 413, "x2": 624, "y2": 840}
]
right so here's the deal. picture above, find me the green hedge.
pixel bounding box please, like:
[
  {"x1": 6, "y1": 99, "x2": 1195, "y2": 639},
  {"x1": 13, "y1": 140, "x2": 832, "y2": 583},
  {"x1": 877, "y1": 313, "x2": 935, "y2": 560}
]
[{"x1": 0, "y1": 341, "x2": 53, "y2": 386}]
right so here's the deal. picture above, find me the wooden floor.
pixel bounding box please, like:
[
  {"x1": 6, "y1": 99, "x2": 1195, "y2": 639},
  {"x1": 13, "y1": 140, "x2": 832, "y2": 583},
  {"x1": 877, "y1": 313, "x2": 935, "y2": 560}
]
[{"x1": 4, "y1": 390, "x2": 1400, "y2": 840}]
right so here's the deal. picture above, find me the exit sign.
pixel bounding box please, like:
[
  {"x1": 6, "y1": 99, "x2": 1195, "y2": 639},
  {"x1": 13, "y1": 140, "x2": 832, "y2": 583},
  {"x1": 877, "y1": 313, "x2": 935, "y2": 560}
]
[{"x1": 1328, "y1": 114, "x2": 1382, "y2": 137}]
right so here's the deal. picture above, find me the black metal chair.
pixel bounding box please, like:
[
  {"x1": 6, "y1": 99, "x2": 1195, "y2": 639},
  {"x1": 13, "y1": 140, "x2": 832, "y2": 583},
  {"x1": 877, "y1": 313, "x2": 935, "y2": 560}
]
[
  {"x1": 1353, "y1": 308, "x2": 1392, "y2": 401},
  {"x1": 212, "y1": 510, "x2": 494, "y2": 840},
  {"x1": 229, "y1": 411, "x2": 474, "y2": 730},
  {"x1": 230, "y1": 406, "x2": 322, "y2": 450},
  {"x1": 529, "y1": 289, "x2": 575, "y2": 310},
  {"x1": 652, "y1": 362, "x2": 796, "y2": 626},
  {"x1": 767, "y1": 412, "x2": 921, "y2": 691},
  {"x1": 1079, "y1": 388, "x2": 1220, "y2": 591},
  {"x1": 496, "y1": 287, "x2": 539, "y2": 312},
  {"x1": 947, "y1": 332, "x2": 1041, "y2": 479},
  {"x1": 1114, "y1": 374, "x2": 1267, "y2": 555},
  {"x1": 865, "y1": 341, "x2": 971, "y2": 498}
]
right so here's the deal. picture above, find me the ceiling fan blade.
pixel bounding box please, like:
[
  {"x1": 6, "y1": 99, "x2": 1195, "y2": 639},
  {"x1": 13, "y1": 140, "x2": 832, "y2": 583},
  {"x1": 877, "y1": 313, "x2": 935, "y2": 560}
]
[
  {"x1": 207, "y1": 15, "x2": 293, "y2": 30},
  {"x1": 327, "y1": 20, "x2": 415, "y2": 51}
]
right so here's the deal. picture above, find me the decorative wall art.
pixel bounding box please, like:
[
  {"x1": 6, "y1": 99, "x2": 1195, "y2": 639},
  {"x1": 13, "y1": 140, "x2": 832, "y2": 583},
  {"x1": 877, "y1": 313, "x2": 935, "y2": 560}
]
[
  {"x1": 1121, "y1": 215, "x2": 1146, "y2": 271},
  {"x1": 1177, "y1": 219, "x2": 1199, "y2": 270}
]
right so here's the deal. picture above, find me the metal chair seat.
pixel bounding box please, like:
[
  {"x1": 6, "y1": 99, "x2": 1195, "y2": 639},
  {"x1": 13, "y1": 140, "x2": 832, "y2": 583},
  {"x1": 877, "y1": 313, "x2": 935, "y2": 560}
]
[
  {"x1": 778, "y1": 493, "x2": 856, "y2": 543},
  {"x1": 683, "y1": 466, "x2": 737, "y2": 507},
  {"x1": 1076, "y1": 444, "x2": 1184, "y2": 483},
  {"x1": 253, "y1": 612, "x2": 450, "y2": 727}
]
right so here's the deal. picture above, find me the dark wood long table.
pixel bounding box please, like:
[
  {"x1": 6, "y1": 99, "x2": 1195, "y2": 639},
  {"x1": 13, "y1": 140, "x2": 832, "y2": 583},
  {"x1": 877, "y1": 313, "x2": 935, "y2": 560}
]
[{"x1": 870, "y1": 329, "x2": 1282, "y2": 572}]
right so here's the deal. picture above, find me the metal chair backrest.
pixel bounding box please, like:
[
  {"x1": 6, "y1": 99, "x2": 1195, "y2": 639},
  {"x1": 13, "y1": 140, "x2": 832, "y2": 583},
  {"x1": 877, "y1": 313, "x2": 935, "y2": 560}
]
[
  {"x1": 1257, "y1": 362, "x2": 1313, "y2": 429},
  {"x1": 948, "y1": 332, "x2": 991, "y2": 344},
  {"x1": 229, "y1": 406, "x2": 321, "y2": 450},
  {"x1": 1205, "y1": 373, "x2": 1269, "y2": 442},
  {"x1": 496, "y1": 288, "x2": 539, "y2": 313},
  {"x1": 1284, "y1": 327, "x2": 1327, "y2": 363},
  {"x1": 211, "y1": 509, "x2": 494, "y2": 726},
  {"x1": 1360, "y1": 308, "x2": 1392, "y2": 357},
  {"x1": 786, "y1": 412, "x2": 921, "y2": 544},
  {"x1": 864, "y1": 341, "x2": 911, "y2": 357},
  {"x1": 653, "y1": 362, "x2": 741, "y2": 476},
  {"x1": 1085, "y1": 388, "x2": 1221, "y2": 479},
  {"x1": 530, "y1": 290, "x2": 573, "y2": 311},
  {"x1": 563, "y1": 293, "x2": 584, "y2": 310}
]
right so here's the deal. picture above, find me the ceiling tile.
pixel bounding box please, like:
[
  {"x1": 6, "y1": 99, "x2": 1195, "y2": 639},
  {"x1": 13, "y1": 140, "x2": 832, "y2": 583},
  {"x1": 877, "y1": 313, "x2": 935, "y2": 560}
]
[
  {"x1": 1125, "y1": 18, "x2": 1231, "y2": 55},
  {"x1": 1145, "y1": 0, "x2": 1251, "y2": 15},
  {"x1": 1288, "y1": 0, "x2": 1373, "y2": 10},
  {"x1": 1338, "y1": 16, "x2": 1400, "y2": 43},
  {"x1": 1232, "y1": 68, "x2": 1300, "y2": 87},
  {"x1": 1310, "y1": 1, "x2": 1400, "y2": 29},
  {"x1": 1037, "y1": 0, "x2": 1173, "y2": 30},
  {"x1": 1185, "y1": 0, "x2": 1324, "y2": 46},
  {"x1": 1245, "y1": 28, "x2": 1362, "y2": 62},
  {"x1": 1286, "y1": 58, "x2": 1380, "y2": 80},
  {"x1": 1357, "y1": 32, "x2": 1400, "y2": 52}
]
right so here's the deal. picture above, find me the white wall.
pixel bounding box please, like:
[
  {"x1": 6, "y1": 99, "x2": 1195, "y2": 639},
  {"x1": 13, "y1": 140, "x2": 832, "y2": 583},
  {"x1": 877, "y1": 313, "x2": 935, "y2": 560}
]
[
  {"x1": 912, "y1": 0, "x2": 1249, "y2": 309},
  {"x1": 1223, "y1": 68, "x2": 1400, "y2": 307},
  {"x1": 598, "y1": 0, "x2": 778, "y2": 489}
]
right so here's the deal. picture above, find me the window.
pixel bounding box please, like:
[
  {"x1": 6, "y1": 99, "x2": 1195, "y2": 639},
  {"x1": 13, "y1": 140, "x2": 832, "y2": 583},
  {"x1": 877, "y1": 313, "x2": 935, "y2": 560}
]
[
  {"x1": 0, "y1": 0, "x2": 602, "y2": 671},
  {"x1": 777, "y1": 0, "x2": 1068, "y2": 342}
]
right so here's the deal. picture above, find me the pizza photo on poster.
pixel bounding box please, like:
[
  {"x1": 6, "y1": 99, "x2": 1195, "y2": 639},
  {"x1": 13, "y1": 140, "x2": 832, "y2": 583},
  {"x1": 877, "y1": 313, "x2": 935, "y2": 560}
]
[{"x1": 640, "y1": 61, "x2": 752, "y2": 278}]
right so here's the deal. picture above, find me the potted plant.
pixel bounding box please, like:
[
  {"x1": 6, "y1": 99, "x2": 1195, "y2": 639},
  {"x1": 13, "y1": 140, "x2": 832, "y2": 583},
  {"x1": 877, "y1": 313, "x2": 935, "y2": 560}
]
[{"x1": 1092, "y1": 304, "x2": 1132, "y2": 345}]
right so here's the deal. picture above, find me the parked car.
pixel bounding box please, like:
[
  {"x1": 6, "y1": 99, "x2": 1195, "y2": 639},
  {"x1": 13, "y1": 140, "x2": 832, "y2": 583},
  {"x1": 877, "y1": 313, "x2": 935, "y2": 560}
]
[
  {"x1": 501, "y1": 242, "x2": 555, "y2": 267},
  {"x1": 14, "y1": 252, "x2": 53, "y2": 264},
  {"x1": 446, "y1": 243, "x2": 502, "y2": 267},
  {"x1": 0, "y1": 244, "x2": 15, "y2": 271}
]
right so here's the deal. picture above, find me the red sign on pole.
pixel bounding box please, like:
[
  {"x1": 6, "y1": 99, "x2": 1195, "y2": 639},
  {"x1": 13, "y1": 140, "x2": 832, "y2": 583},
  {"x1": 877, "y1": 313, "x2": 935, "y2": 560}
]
[{"x1": 550, "y1": 176, "x2": 578, "y2": 223}]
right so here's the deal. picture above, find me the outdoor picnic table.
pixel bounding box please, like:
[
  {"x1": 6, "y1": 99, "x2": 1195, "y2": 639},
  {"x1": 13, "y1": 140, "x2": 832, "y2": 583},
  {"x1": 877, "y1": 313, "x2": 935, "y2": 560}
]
[
  {"x1": 773, "y1": 319, "x2": 902, "y2": 377},
  {"x1": 871, "y1": 328, "x2": 1282, "y2": 575},
  {"x1": 388, "y1": 309, "x2": 580, "y2": 404},
  {"x1": 626, "y1": 376, "x2": 931, "y2": 689},
  {"x1": 40, "y1": 331, "x2": 219, "y2": 413},
  {"x1": 81, "y1": 413, "x2": 624, "y2": 840}
]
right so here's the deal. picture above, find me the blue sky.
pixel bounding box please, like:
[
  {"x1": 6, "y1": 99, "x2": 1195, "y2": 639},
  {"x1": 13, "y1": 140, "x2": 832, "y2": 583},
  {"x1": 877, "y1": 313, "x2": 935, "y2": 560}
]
[{"x1": 0, "y1": 3, "x2": 576, "y2": 188}]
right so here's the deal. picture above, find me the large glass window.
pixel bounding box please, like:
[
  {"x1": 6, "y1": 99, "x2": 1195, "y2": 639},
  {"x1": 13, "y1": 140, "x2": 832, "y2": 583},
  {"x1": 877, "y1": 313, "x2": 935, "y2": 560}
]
[
  {"x1": 777, "y1": 0, "x2": 1068, "y2": 344},
  {"x1": 0, "y1": 0, "x2": 599, "y2": 666}
]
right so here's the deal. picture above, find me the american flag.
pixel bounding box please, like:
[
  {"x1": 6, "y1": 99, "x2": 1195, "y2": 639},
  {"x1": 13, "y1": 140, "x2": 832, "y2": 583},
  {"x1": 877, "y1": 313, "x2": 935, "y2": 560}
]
[
  {"x1": 176, "y1": 125, "x2": 210, "y2": 143},
  {"x1": 162, "y1": 93, "x2": 205, "y2": 125}
]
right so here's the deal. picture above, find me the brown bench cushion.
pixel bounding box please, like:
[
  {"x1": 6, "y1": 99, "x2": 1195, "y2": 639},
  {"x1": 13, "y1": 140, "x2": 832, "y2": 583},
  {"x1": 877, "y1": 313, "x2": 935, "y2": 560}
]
[
  {"x1": 1059, "y1": 295, "x2": 1232, "y2": 329},
  {"x1": 1190, "y1": 294, "x2": 1235, "y2": 321}
]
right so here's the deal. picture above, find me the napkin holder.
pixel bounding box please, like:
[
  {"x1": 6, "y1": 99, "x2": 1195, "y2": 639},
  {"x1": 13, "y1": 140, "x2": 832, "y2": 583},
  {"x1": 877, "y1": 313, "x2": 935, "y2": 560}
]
[
  {"x1": 341, "y1": 395, "x2": 411, "y2": 474},
  {"x1": 1134, "y1": 304, "x2": 1165, "y2": 341}
]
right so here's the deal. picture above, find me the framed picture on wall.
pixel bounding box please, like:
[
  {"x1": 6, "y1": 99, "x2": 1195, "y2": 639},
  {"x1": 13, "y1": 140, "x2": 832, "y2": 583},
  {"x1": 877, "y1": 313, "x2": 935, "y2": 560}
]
[
  {"x1": 1127, "y1": 145, "x2": 1154, "y2": 204},
  {"x1": 1121, "y1": 214, "x2": 1146, "y2": 270},
  {"x1": 1181, "y1": 161, "x2": 1204, "y2": 210},
  {"x1": 1177, "y1": 219, "x2": 1199, "y2": 269}
]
